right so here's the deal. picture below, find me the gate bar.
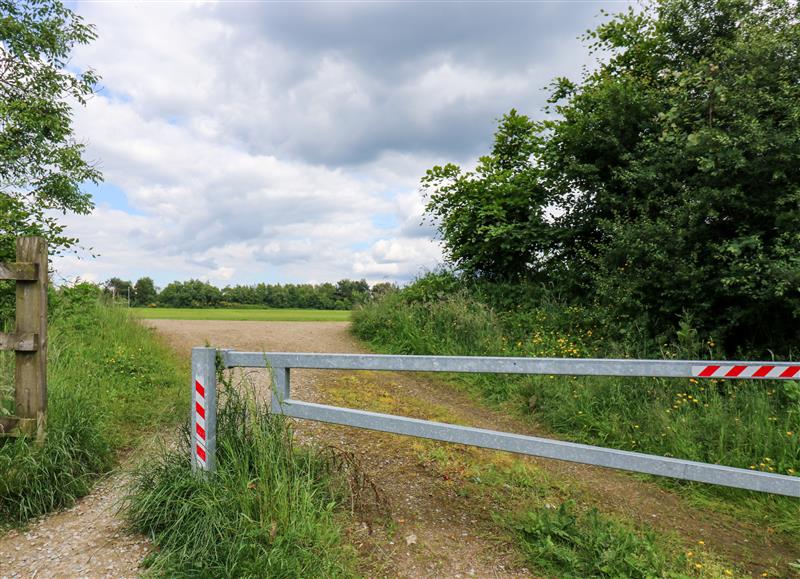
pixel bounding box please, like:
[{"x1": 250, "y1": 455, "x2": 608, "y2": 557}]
[
  {"x1": 198, "y1": 349, "x2": 800, "y2": 496},
  {"x1": 277, "y1": 399, "x2": 799, "y2": 497},
  {"x1": 224, "y1": 351, "x2": 800, "y2": 380}
]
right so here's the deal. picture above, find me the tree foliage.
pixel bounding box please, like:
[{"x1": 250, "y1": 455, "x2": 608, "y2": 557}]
[
  {"x1": 0, "y1": 0, "x2": 100, "y2": 242},
  {"x1": 424, "y1": 0, "x2": 800, "y2": 353},
  {"x1": 133, "y1": 277, "x2": 157, "y2": 306},
  {"x1": 151, "y1": 278, "x2": 375, "y2": 310},
  {"x1": 0, "y1": 0, "x2": 100, "y2": 319},
  {"x1": 422, "y1": 110, "x2": 551, "y2": 281},
  {"x1": 158, "y1": 280, "x2": 223, "y2": 309}
]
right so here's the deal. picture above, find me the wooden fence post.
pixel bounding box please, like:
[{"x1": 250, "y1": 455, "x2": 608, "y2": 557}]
[{"x1": 0, "y1": 236, "x2": 47, "y2": 442}]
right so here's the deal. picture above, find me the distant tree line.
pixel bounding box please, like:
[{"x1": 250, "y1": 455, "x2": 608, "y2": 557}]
[{"x1": 103, "y1": 277, "x2": 397, "y2": 310}]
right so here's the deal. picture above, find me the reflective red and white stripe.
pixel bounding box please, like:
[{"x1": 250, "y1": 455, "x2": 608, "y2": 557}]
[
  {"x1": 194, "y1": 379, "x2": 208, "y2": 468},
  {"x1": 692, "y1": 364, "x2": 800, "y2": 379}
]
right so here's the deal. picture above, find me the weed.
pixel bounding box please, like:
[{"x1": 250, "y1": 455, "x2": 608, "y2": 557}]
[{"x1": 512, "y1": 502, "x2": 672, "y2": 577}]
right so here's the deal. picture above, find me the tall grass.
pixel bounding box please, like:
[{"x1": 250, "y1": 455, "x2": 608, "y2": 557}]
[
  {"x1": 352, "y1": 289, "x2": 800, "y2": 535},
  {"x1": 125, "y1": 375, "x2": 357, "y2": 577},
  {"x1": 0, "y1": 284, "x2": 184, "y2": 526}
]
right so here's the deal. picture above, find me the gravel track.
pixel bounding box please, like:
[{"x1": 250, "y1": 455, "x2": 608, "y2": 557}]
[{"x1": 1, "y1": 319, "x2": 796, "y2": 577}]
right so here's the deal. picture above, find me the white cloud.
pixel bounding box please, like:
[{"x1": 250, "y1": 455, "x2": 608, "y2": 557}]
[
  {"x1": 353, "y1": 238, "x2": 443, "y2": 281},
  {"x1": 51, "y1": 1, "x2": 620, "y2": 286}
]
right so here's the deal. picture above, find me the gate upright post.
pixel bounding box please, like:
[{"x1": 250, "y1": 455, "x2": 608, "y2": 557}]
[
  {"x1": 14, "y1": 237, "x2": 47, "y2": 443},
  {"x1": 191, "y1": 347, "x2": 217, "y2": 475},
  {"x1": 270, "y1": 367, "x2": 290, "y2": 414}
]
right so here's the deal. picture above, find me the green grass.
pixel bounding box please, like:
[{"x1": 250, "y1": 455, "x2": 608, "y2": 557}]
[
  {"x1": 0, "y1": 285, "x2": 185, "y2": 526},
  {"x1": 125, "y1": 373, "x2": 358, "y2": 577},
  {"x1": 131, "y1": 307, "x2": 351, "y2": 322},
  {"x1": 512, "y1": 502, "x2": 676, "y2": 577},
  {"x1": 352, "y1": 291, "x2": 800, "y2": 541}
]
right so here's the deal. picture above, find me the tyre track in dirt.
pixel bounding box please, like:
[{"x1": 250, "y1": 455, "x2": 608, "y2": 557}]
[{"x1": 148, "y1": 319, "x2": 799, "y2": 578}]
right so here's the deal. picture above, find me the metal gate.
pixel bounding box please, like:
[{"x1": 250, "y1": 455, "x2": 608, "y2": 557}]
[{"x1": 190, "y1": 347, "x2": 800, "y2": 497}]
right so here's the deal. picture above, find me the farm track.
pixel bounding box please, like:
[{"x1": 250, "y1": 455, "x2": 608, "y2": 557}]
[
  {"x1": 1, "y1": 319, "x2": 796, "y2": 577},
  {"x1": 150, "y1": 320, "x2": 799, "y2": 577}
]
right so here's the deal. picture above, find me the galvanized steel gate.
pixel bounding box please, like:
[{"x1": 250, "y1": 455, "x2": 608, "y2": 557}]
[{"x1": 191, "y1": 347, "x2": 800, "y2": 497}]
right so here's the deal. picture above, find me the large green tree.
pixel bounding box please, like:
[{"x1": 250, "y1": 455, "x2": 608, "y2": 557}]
[
  {"x1": 1, "y1": 0, "x2": 101, "y2": 319},
  {"x1": 544, "y1": 0, "x2": 800, "y2": 351},
  {"x1": 424, "y1": 0, "x2": 800, "y2": 353}
]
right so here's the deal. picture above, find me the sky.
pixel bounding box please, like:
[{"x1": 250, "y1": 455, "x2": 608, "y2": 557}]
[{"x1": 52, "y1": 0, "x2": 628, "y2": 289}]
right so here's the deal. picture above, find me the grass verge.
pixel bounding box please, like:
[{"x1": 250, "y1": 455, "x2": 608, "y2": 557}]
[
  {"x1": 0, "y1": 284, "x2": 185, "y2": 526},
  {"x1": 320, "y1": 371, "x2": 742, "y2": 578},
  {"x1": 351, "y1": 291, "x2": 800, "y2": 544},
  {"x1": 125, "y1": 372, "x2": 358, "y2": 577},
  {"x1": 131, "y1": 307, "x2": 351, "y2": 322}
]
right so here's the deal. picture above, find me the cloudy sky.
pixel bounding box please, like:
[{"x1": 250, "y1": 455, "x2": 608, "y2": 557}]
[{"x1": 54, "y1": 0, "x2": 626, "y2": 288}]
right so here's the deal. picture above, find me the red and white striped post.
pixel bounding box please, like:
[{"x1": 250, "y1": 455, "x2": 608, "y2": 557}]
[{"x1": 191, "y1": 347, "x2": 217, "y2": 475}]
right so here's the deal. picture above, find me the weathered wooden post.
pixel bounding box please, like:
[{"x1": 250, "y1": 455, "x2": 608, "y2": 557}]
[{"x1": 0, "y1": 236, "x2": 47, "y2": 442}]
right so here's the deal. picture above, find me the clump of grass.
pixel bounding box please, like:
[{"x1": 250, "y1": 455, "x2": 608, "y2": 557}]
[
  {"x1": 352, "y1": 290, "x2": 504, "y2": 358},
  {"x1": 125, "y1": 377, "x2": 358, "y2": 577},
  {"x1": 0, "y1": 284, "x2": 184, "y2": 526},
  {"x1": 511, "y1": 501, "x2": 676, "y2": 577},
  {"x1": 0, "y1": 388, "x2": 112, "y2": 524}
]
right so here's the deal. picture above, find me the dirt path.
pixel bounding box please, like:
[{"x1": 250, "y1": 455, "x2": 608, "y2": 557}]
[
  {"x1": 0, "y1": 465, "x2": 150, "y2": 578},
  {"x1": 1, "y1": 319, "x2": 796, "y2": 578},
  {"x1": 146, "y1": 319, "x2": 799, "y2": 577}
]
